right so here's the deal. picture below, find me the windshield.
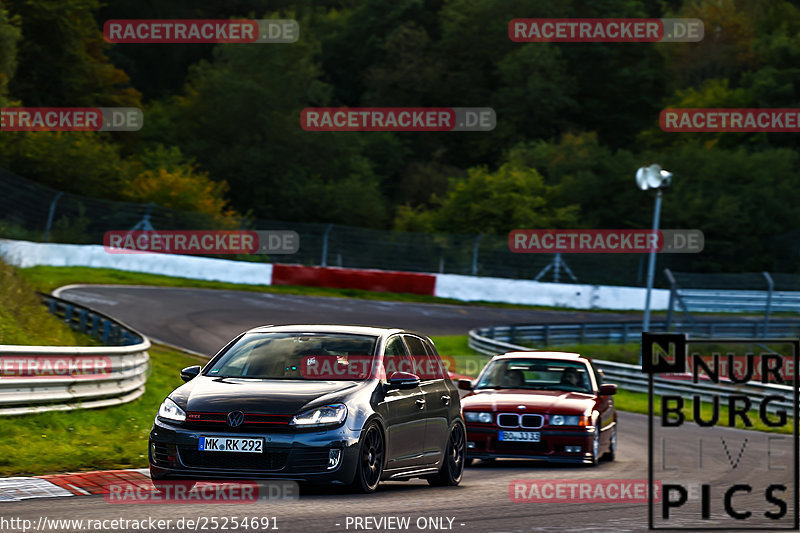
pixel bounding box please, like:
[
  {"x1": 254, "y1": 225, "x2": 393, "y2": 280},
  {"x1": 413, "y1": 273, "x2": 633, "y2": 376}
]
[
  {"x1": 206, "y1": 332, "x2": 378, "y2": 380},
  {"x1": 475, "y1": 358, "x2": 593, "y2": 393}
]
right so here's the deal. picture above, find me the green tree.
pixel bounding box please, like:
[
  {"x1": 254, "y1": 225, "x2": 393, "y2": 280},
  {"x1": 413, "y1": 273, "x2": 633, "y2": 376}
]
[
  {"x1": 7, "y1": 0, "x2": 140, "y2": 107},
  {"x1": 395, "y1": 161, "x2": 580, "y2": 234}
]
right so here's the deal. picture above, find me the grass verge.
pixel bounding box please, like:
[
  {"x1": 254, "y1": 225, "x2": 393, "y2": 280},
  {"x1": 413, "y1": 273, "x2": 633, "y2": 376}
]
[{"x1": 0, "y1": 261, "x2": 94, "y2": 346}]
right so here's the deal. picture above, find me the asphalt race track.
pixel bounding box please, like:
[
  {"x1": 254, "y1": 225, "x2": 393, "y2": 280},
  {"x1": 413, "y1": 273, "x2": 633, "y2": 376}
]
[
  {"x1": 4, "y1": 285, "x2": 792, "y2": 532},
  {"x1": 53, "y1": 285, "x2": 641, "y2": 356}
]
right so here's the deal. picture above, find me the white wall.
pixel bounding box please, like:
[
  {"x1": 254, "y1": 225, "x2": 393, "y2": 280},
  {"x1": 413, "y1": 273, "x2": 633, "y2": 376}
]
[
  {"x1": 434, "y1": 273, "x2": 669, "y2": 310},
  {"x1": 0, "y1": 239, "x2": 272, "y2": 286}
]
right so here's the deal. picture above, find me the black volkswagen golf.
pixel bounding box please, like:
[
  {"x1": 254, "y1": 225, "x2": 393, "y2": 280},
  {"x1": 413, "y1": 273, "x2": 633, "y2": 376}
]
[{"x1": 149, "y1": 325, "x2": 465, "y2": 493}]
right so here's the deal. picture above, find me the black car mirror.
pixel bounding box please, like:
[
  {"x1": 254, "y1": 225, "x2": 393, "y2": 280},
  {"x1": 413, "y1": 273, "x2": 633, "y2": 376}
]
[
  {"x1": 457, "y1": 379, "x2": 473, "y2": 391},
  {"x1": 600, "y1": 384, "x2": 617, "y2": 395},
  {"x1": 180, "y1": 365, "x2": 201, "y2": 382},
  {"x1": 387, "y1": 371, "x2": 420, "y2": 390}
]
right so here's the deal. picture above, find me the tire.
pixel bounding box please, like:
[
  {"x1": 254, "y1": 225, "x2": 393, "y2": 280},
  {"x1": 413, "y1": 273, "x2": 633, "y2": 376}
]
[
  {"x1": 588, "y1": 426, "x2": 601, "y2": 466},
  {"x1": 602, "y1": 423, "x2": 617, "y2": 462},
  {"x1": 427, "y1": 423, "x2": 466, "y2": 486},
  {"x1": 351, "y1": 422, "x2": 384, "y2": 493}
]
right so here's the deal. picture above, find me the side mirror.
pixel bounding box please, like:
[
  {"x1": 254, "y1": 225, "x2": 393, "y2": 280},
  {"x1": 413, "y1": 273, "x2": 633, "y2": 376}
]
[
  {"x1": 387, "y1": 371, "x2": 420, "y2": 390},
  {"x1": 600, "y1": 384, "x2": 617, "y2": 396},
  {"x1": 180, "y1": 365, "x2": 201, "y2": 382},
  {"x1": 457, "y1": 379, "x2": 473, "y2": 391}
]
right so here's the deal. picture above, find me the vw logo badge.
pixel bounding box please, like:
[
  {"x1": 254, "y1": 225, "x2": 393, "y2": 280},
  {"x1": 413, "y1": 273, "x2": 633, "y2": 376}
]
[{"x1": 227, "y1": 410, "x2": 245, "y2": 428}]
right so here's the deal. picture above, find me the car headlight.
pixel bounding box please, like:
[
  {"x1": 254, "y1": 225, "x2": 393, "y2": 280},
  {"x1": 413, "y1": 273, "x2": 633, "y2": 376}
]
[
  {"x1": 550, "y1": 415, "x2": 581, "y2": 426},
  {"x1": 158, "y1": 397, "x2": 186, "y2": 422},
  {"x1": 464, "y1": 411, "x2": 493, "y2": 423},
  {"x1": 291, "y1": 403, "x2": 347, "y2": 427}
]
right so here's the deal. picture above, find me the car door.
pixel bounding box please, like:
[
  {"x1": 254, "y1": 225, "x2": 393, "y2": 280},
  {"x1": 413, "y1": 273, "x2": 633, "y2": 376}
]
[
  {"x1": 590, "y1": 362, "x2": 615, "y2": 438},
  {"x1": 382, "y1": 335, "x2": 426, "y2": 470},
  {"x1": 404, "y1": 334, "x2": 449, "y2": 465}
]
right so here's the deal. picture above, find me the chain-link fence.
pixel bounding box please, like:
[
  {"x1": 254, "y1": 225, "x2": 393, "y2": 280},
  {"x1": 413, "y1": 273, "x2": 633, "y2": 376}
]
[{"x1": 0, "y1": 168, "x2": 698, "y2": 286}]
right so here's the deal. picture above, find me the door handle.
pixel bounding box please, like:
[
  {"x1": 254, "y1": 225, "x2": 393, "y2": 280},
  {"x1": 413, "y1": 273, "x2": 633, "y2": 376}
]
[
  {"x1": 441, "y1": 395, "x2": 451, "y2": 405},
  {"x1": 415, "y1": 398, "x2": 426, "y2": 409}
]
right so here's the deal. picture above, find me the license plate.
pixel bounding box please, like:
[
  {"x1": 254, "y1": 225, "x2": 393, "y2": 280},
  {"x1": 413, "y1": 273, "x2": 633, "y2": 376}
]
[
  {"x1": 499, "y1": 431, "x2": 540, "y2": 442},
  {"x1": 198, "y1": 436, "x2": 263, "y2": 453}
]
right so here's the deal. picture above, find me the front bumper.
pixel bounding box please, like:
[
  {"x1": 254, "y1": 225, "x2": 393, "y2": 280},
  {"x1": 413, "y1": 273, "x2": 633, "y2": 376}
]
[
  {"x1": 149, "y1": 417, "x2": 362, "y2": 485},
  {"x1": 465, "y1": 426, "x2": 596, "y2": 464}
]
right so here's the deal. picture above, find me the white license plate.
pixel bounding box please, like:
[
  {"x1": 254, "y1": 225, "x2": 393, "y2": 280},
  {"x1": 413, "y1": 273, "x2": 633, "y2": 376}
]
[
  {"x1": 499, "y1": 431, "x2": 540, "y2": 442},
  {"x1": 198, "y1": 436, "x2": 263, "y2": 453}
]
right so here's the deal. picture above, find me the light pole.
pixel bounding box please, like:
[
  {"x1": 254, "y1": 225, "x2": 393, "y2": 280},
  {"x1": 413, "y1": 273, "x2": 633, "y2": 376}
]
[{"x1": 635, "y1": 164, "x2": 673, "y2": 341}]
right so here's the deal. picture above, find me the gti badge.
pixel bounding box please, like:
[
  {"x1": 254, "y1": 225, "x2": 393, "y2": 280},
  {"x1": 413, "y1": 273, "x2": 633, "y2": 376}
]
[{"x1": 227, "y1": 410, "x2": 245, "y2": 428}]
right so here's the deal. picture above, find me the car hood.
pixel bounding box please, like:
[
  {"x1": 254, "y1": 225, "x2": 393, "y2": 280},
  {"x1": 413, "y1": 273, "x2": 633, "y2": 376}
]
[
  {"x1": 170, "y1": 377, "x2": 363, "y2": 415},
  {"x1": 461, "y1": 389, "x2": 595, "y2": 415}
]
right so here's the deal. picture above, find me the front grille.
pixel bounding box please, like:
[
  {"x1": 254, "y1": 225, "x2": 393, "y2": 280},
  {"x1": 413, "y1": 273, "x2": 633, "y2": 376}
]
[
  {"x1": 520, "y1": 414, "x2": 544, "y2": 429},
  {"x1": 497, "y1": 414, "x2": 519, "y2": 428},
  {"x1": 184, "y1": 412, "x2": 292, "y2": 432},
  {"x1": 152, "y1": 443, "x2": 177, "y2": 466},
  {"x1": 178, "y1": 446, "x2": 289, "y2": 471}
]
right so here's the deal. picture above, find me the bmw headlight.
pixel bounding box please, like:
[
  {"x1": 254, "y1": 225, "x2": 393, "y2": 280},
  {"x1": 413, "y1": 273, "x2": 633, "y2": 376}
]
[
  {"x1": 464, "y1": 411, "x2": 493, "y2": 424},
  {"x1": 550, "y1": 415, "x2": 581, "y2": 426},
  {"x1": 291, "y1": 403, "x2": 347, "y2": 427},
  {"x1": 158, "y1": 397, "x2": 186, "y2": 422}
]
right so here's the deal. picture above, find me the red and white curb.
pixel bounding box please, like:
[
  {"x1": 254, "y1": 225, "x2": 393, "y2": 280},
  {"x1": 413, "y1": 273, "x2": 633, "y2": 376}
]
[{"x1": 0, "y1": 468, "x2": 150, "y2": 502}]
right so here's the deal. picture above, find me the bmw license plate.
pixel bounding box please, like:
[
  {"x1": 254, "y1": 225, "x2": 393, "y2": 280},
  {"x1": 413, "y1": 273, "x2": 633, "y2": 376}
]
[
  {"x1": 199, "y1": 436, "x2": 263, "y2": 453},
  {"x1": 498, "y1": 431, "x2": 540, "y2": 442}
]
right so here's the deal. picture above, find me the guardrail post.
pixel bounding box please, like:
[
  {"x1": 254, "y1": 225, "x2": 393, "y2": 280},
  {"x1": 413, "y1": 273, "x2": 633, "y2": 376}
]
[
  {"x1": 580, "y1": 323, "x2": 586, "y2": 343},
  {"x1": 321, "y1": 224, "x2": 333, "y2": 267},
  {"x1": 622, "y1": 323, "x2": 628, "y2": 344},
  {"x1": 544, "y1": 325, "x2": 550, "y2": 346},
  {"x1": 664, "y1": 269, "x2": 676, "y2": 331},
  {"x1": 763, "y1": 271, "x2": 774, "y2": 338},
  {"x1": 91, "y1": 314, "x2": 100, "y2": 337},
  {"x1": 78, "y1": 309, "x2": 87, "y2": 333},
  {"x1": 64, "y1": 304, "x2": 73, "y2": 324},
  {"x1": 471, "y1": 234, "x2": 484, "y2": 276},
  {"x1": 509, "y1": 325, "x2": 516, "y2": 344}
]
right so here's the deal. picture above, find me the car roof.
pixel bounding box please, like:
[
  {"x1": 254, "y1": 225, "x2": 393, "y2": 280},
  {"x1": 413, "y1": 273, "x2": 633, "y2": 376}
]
[
  {"x1": 495, "y1": 351, "x2": 589, "y2": 362},
  {"x1": 244, "y1": 324, "x2": 420, "y2": 338}
]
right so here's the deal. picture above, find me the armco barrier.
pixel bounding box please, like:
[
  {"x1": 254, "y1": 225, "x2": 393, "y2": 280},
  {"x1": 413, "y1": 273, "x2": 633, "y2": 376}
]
[
  {"x1": 0, "y1": 294, "x2": 150, "y2": 416},
  {"x1": 468, "y1": 326, "x2": 798, "y2": 414}
]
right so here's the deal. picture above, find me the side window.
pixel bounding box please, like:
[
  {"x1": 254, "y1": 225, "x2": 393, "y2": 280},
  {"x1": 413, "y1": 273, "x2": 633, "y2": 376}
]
[
  {"x1": 383, "y1": 336, "x2": 411, "y2": 382},
  {"x1": 590, "y1": 362, "x2": 604, "y2": 389},
  {"x1": 404, "y1": 335, "x2": 442, "y2": 381}
]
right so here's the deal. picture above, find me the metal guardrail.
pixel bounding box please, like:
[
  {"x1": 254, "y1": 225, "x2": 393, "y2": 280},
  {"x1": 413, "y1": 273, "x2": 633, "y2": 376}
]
[
  {"x1": 0, "y1": 294, "x2": 150, "y2": 416},
  {"x1": 471, "y1": 320, "x2": 800, "y2": 348},
  {"x1": 468, "y1": 326, "x2": 797, "y2": 414}
]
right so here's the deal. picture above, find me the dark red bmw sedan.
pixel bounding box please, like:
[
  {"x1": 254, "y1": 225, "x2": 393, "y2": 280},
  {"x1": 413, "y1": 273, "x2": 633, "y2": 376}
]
[{"x1": 459, "y1": 351, "x2": 617, "y2": 466}]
